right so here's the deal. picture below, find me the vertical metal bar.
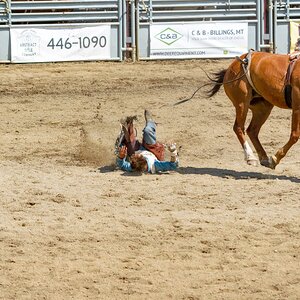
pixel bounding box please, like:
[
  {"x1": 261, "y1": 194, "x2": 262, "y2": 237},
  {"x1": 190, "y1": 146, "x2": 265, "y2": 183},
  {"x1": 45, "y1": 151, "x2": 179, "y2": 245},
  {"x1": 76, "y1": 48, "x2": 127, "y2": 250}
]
[
  {"x1": 131, "y1": 0, "x2": 136, "y2": 62},
  {"x1": 119, "y1": 0, "x2": 124, "y2": 60},
  {"x1": 286, "y1": 0, "x2": 291, "y2": 52},
  {"x1": 257, "y1": 0, "x2": 261, "y2": 50},
  {"x1": 149, "y1": 0, "x2": 153, "y2": 22},
  {"x1": 8, "y1": 0, "x2": 12, "y2": 26},
  {"x1": 135, "y1": 0, "x2": 139, "y2": 60},
  {"x1": 8, "y1": 0, "x2": 12, "y2": 62},
  {"x1": 273, "y1": 0, "x2": 277, "y2": 53},
  {"x1": 269, "y1": 0, "x2": 274, "y2": 52}
]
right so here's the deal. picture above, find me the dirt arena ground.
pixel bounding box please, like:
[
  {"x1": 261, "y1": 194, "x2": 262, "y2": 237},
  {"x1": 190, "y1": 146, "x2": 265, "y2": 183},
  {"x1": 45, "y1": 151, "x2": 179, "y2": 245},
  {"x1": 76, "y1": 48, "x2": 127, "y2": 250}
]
[{"x1": 0, "y1": 59, "x2": 299, "y2": 299}]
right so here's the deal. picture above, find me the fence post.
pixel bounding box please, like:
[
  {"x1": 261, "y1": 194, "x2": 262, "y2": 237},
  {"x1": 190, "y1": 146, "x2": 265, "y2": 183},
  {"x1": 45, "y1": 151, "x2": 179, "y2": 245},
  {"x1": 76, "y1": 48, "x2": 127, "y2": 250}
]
[
  {"x1": 272, "y1": 0, "x2": 277, "y2": 53},
  {"x1": 130, "y1": 0, "x2": 136, "y2": 62},
  {"x1": 134, "y1": 0, "x2": 139, "y2": 61}
]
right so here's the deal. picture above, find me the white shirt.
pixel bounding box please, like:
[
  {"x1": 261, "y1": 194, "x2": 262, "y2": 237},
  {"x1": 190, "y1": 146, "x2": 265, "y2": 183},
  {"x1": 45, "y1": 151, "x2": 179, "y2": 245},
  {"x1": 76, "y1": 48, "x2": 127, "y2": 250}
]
[{"x1": 136, "y1": 150, "x2": 157, "y2": 173}]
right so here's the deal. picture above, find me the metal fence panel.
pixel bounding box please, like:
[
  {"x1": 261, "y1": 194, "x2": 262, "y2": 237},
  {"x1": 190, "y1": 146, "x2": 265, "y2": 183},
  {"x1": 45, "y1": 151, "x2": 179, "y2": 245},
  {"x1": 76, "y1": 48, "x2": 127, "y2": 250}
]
[
  {"x1": 0, "y1": 1, "x2": 8, "y2": 24},
  {"x1": 276, "y1": 0, "x2": 300, "y2": 20},
  {"x1": 273, "y1": 0, "x2": 300, "y2": 54},
  {"x1": 139, "y1": 0, "x2": 259, "y2": 22},
  {"x1": 10, "y1": 0, "x2": 119, "y2": 24},
  {"x1": 137, "y1": 0, "x2": 261, "y2": 59},
  {"x1": 0, "y1": 0, "x2": 124, "y2": 62},
  {"x1": 0, "y1": 1, "x2": 9, "y2": 61},
  {"x1": 2, "y1": 0, "x2": 300, "y2": 62}
]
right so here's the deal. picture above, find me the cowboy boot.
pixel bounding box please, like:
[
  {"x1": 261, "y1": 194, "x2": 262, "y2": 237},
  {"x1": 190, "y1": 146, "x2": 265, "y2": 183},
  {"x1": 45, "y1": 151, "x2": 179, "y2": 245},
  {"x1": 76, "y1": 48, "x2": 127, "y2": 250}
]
[{"x1": 144, "y1": 110, "x2": 153, "y2": 123}]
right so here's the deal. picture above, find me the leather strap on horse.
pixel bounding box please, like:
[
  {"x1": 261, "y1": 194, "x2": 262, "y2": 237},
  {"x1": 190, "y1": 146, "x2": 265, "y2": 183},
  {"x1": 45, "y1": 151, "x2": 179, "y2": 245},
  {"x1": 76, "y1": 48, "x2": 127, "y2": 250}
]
[
  {"x1": 284, "y1": 53, "x2": 300, "y2": 108},
  {"x1": 239, "y1": 49, "x2": 261, "y2": 96},
  {"x1": 239, "y1": 50, "x2": 300, "y2": 109}
]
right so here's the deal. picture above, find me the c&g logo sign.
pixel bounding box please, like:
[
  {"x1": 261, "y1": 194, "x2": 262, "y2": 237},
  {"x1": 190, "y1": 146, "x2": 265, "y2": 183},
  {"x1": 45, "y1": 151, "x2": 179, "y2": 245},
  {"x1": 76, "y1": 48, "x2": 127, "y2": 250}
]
[{"x1": 155, "y1": 28, "x2": 183, "y2": 45}]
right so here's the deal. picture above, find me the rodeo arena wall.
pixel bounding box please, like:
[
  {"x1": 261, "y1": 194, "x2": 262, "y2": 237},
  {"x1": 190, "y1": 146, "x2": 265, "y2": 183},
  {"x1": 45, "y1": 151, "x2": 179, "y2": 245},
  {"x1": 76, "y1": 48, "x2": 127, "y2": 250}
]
[{"x1": 0, "y1": 0, "x2": 300, "y2": 63}]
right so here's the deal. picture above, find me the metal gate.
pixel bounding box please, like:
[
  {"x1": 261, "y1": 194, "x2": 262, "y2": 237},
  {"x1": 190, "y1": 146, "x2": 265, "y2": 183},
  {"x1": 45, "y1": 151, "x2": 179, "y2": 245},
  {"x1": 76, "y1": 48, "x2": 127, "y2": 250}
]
[
  {"x1": 136, "y1": 0, "x2": 263, "y2": 59},
  {"x1": 135, "y1": 0, "x2": 300, "y2": 60},
  {"x1": 274, "y1": 0, "x2": 300, "y2": 54},
  {"x1": 0, "y1": 0, "x2": 126, "y2": 62},
  {"x1": 1, "y1": 0, "x2": 300, "y2": 62}
]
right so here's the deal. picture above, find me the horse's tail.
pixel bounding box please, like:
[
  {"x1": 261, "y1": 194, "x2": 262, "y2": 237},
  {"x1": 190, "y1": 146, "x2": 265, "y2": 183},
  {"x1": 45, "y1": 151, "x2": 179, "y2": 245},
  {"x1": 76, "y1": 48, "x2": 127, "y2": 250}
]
[
  {"x1": 204, "y1": 69, "x2": 227, "y2": 98},
  {"x1": 173, "y1": 68, "x2": 227, "y2": 106}
]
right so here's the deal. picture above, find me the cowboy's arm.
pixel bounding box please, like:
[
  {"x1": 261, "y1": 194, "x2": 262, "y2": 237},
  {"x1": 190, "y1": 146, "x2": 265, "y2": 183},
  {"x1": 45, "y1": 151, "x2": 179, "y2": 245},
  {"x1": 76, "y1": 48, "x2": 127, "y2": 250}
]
[
  {"x1": 116, "y1": 157, "x2": 133, "y2": 172},
  {"x1": 154, "y1": 160, "x2": 178, "y2": 172},
  {"x1": 116, "y1": 146, "x2": 133, "y2": 172}
]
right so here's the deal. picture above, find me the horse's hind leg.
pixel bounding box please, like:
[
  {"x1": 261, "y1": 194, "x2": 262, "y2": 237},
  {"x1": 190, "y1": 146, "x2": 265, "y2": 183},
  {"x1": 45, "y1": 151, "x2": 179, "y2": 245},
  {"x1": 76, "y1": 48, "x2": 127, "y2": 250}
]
[
  {"x1": 270, "y1": 95, "x2": 300, "y2": 169},
  {"x1": 247, "y1": 98, "x2": 274, "y2": 166},
  {"x1": 232, "y1": 97, "x2": 259, "y2": 166}
]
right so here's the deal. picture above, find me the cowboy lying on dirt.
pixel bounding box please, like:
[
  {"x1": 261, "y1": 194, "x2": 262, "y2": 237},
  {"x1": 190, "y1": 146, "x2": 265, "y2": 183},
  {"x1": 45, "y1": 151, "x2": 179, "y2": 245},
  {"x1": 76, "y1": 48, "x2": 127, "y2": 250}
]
[{"x1": 116, "y1": 110, "x2": 179, "y2": 173}]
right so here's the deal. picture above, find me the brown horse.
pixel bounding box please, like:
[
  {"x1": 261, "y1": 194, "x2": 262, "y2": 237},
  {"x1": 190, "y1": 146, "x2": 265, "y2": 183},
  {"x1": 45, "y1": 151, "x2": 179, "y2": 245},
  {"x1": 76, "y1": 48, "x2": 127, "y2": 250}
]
[{"x1": 205, "y1": 50, "x2": 300, "y2": 169}]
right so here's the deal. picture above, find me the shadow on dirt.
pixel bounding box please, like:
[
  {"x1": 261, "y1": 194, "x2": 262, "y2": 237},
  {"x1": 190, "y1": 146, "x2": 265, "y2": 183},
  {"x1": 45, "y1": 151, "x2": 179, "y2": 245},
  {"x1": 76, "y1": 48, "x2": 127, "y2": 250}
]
[
  {"x1": 98, "y1": 165, "x2": 116, "y2": 173},
  {"x1": 98, "y1": 165, "x2": 300, "y2": 183},
  {"x1": 177, "y1": 167, "x2": 300, "y2": 183},
  {"x1": 98, "y1": 166, "x2": 145, "y2": 176}
]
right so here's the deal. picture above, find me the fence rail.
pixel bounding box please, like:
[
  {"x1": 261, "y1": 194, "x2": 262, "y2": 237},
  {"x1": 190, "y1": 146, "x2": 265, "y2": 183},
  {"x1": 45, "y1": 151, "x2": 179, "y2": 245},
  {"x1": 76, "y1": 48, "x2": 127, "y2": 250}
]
[
  {"x1": 0, "y1": 0, "x2": 300, "y2": 62},
  {"x1": 276, "y1": 0, "x2": 300, "y2": 20},
  {"x1": 11, "y1": 12, "x2": 119, "y2": 24},
  {"x1": 9, "y1": 0, "x2": 120, "y2": 24},
  {"x1": 0, "y1": 1, "x2": 8, "y2": 24},
  {"x1": 140, "y1": 0, "x2": 258, "y2": 22}
]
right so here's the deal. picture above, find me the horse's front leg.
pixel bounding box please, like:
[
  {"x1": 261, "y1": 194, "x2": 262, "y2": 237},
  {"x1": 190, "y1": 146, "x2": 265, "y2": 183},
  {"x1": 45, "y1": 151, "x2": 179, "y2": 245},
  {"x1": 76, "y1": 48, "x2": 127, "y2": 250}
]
[
  {"x1": 242, "y1": 140, "x2": 259, "y2": 166},
  {"x1": 269, "y1": 96, "x2": 300, "y2": 169}
]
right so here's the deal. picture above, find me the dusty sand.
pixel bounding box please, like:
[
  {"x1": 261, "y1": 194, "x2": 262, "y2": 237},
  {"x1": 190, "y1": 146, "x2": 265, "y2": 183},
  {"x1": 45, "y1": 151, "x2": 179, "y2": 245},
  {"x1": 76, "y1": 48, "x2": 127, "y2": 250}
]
[{"x1": 0, "y1": 59, "x2": 299, "y2": 299}]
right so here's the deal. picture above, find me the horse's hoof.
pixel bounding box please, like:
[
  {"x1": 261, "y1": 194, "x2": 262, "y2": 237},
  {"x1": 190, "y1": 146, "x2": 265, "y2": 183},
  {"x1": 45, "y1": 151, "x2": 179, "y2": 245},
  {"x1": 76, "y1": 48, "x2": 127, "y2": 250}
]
[
  {"x1": 269, "y1": 156, "x2": 277, "y2": 169},
  {"x1": 260, "y1": 156, "x2": 277, "y2": 169},
  {"x1": 247, "y1": 159, "x2": 258, "y2": 166},
  {"x1": 260, "y1": 159, "x2": 269, "y2": 168}
]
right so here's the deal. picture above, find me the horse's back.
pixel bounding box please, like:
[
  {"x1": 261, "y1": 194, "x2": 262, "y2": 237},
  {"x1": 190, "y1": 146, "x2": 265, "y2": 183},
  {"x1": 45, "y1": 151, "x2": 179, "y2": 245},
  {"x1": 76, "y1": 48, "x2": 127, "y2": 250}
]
[{"x1": 225, "y1": 52, "x2": 290, "y2": 108}]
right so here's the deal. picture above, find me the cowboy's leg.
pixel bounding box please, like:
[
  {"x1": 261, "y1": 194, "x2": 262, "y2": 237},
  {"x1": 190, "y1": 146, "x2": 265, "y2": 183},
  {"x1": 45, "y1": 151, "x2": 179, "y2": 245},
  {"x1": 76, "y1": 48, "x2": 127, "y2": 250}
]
[
  {"x1": 143, "y1": 121, "x2": 157, "y2": 145},
  {"x1": 121, "y1": 120, "x2": 140, "y2": 156},
  {"x1": 119, "y1": 124, "x2": 133, "y2": 156}
]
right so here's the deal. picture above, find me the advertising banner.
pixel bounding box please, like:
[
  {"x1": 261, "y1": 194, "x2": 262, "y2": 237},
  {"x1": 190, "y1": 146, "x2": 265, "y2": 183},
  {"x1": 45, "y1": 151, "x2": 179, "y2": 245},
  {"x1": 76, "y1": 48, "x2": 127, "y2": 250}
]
[
  {"x1": 290, "y1": 21, "x2": 300, "y2": 53},
  {"x1": 150, "y1": 22, "x2": 248, "y2": 59},
  {"x1": 11, "y1": 25, "x2": 111, "y2": 63}
]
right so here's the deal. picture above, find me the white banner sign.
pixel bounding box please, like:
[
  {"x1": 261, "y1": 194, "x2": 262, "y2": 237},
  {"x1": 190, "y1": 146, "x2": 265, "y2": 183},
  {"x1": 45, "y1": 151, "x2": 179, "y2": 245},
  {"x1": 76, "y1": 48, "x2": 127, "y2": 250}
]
[
  {"x1": 11, "y1": 25, "x2": 111, "y2": 63},
  {"x1": 150, "y1": 23, "x2": 248, "y2": 59},
  {"x1": 290, "y1": 21, "x2": 300, "y2": 53}
]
